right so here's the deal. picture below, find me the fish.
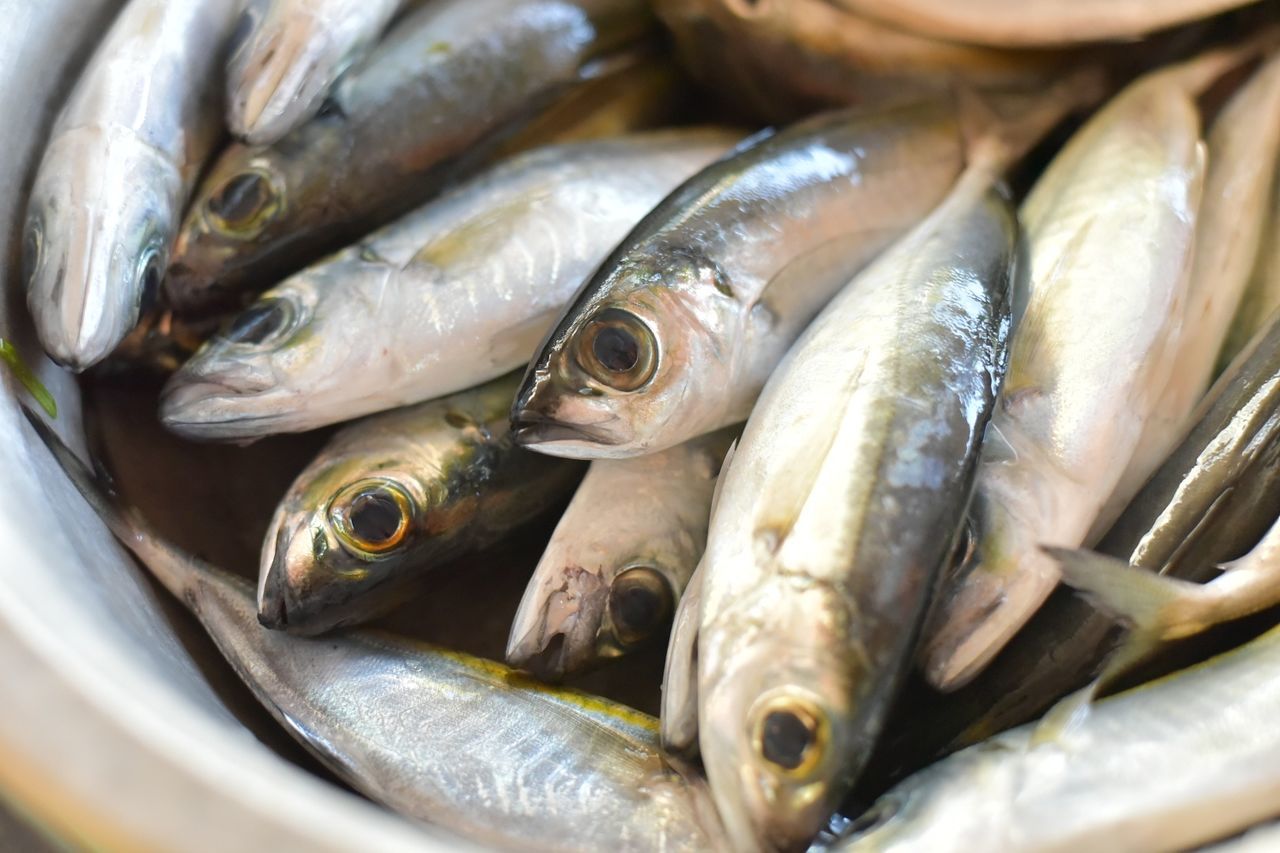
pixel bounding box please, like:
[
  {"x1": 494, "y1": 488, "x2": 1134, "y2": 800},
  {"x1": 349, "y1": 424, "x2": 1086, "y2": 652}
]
[
  {"x1": 1091, "y1": 50, "x2": 1280, "y2": 538},
  {"x1": 257, "y1": 372, "x2": 583, "y2": 635},
  {"x1": 226, "y1": 0, "x2": 410, "y2": 145},
  {"x1": 833, "y1": 618, "x2": 1280, "y2": 853},
  {"x1": 159, "y1": 129, "x2": 737, "y2": 440},
  {"x1": 650, "y1": 0, "x2": 1084, "y2": 121},
  {"x1": 919, "y1": 51, "x2": 1235, "y2": 692},
  {"x1": 825, "y1": 0, "x2": 1258, "y2": 46},
  {"x1": 865, "y1": 298, "x2": 1280, "y2": 777},
  {"x1": 1217, "y1": 160, "x2": 1280, "y2": 372},
  {"x1": 678, "y1": 158, "x2": 1016, "y2": 851},
  {"x1": 660, "y1": 558, "x2": 707, "y2": 759},
  {"x1": 24, "y1": 406, "x2": 725, "y2": 851},
  {"x1": 506, "y1": 427, "x2": 737, "y2": 681},
  {"x1": 164, "y1": 0, "x2": 654, "y2": 313},
  {"x1": 23, "y1": 0, "x2": 241, "y2": 370},
  {"x1": 510, "y1": 89, "x2": 1067, "y2": 461}
]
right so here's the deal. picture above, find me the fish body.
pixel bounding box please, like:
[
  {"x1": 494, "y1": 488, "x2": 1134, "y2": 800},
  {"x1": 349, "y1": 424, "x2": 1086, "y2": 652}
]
[
  {"x1": 836, "y1": 620, "x2": 1280, "y2": 853},
  {"x1": 258, "y1": 373, "x2": 583, "y2": 635},
  {"x1": 160, "y1": 130, "x2": 736, "y2": 440},
  {"x1": 25, "y1": 0, "x2": 241, "y2": 369},
  {"x1": 1218, "y1": 162, "x2": 1280, "y2": 372},
  {"x1": 166, "y1": 0, "x2": 653, "y2": 311},
  {"x1": 29, "y1": 409, "x2": 723, "y2": 851},
  {"x1": 688, "y1": 165, "x2": 1016, "y2": 851},
  {"x1": 507, "y1": 427, "x2": 736, "y2": 680},
  {"x1": 922, "y1": 62, "x2": 1210, "y2": 691},
  {"x1": 512, "y1": 98, "x2": 976, "y2": 460}
]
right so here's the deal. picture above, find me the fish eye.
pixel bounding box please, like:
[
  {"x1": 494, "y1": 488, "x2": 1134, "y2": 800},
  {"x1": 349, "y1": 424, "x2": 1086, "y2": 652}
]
[
  {"x1": 575, "y1": 308, "x2": 657, "y2": 392},
  {"x1": 329, "y1": 479, "x2": 414, "y2": 557},
  {"x1": 222, "y1": 298, "x2": 292, "y2": 346},
  {"x1": 136, "y1": 246, "x2": 164, "y2": 315},
  {"x1": 607, "y1": 565, "x2": 674, "y2": 647},
  {"x1": 205, "y1": 168, "x2": 281, "y2": 236},
  {"x1": 751, "y1": 693, "x2": 829, "y2": 777},
  {"x1": 22, "y1": 219, "x2": 42, "y2": 281}
]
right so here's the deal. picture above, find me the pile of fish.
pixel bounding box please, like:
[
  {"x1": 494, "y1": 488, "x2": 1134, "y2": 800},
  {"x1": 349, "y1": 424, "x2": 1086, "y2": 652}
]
[{"x1": 14, "y1": 0, "x2": 1280, "y2": 849}]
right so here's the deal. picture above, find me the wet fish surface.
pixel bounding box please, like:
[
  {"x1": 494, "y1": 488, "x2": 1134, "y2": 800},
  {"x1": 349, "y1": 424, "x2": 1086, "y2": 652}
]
[
  {"x1": 258, "y1": 373, "x2": 583, "y2": 635},
  {"x1": 160, "y1": 130, "x2": 737, "y2": 440},
  {"x1": 25, "y1": 0, "x2": 242, "y2": 369},
  {"x1": 507, "y1": 427, "x2": 737, "y2": 680},
  {"x1": 27, "y1": 407, "x2": 724, "y2": 852},
  {"x1": 165, "y1": 0, "x2": 654, "y2": 312},
  {"x1": 226, "y1": 0, "x2": 410, "y2": 145},
  {"x1": 681, "y1": 161, "x2": 1016, "y2": 851}
]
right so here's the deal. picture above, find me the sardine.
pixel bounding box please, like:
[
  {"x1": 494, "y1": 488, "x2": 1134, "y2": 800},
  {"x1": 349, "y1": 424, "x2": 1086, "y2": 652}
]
[
  {"x1": 512, "y1": 96, "x2": 1012, "y2": 460},
  {"x1": 165, "y1": 0, "x2": 654, "y2": 312},
  {"x1": 160, "y1": 130, "x2": 736, "y2": 440},
  {"x1": 679, "y1": 160, "x2": 1016, "y2": 851},
  {"x1": 1092, "y1": 50, "x2": 1280, "y2": 538},
  {"x1": 834, "y1": 619, "x2": 1280, "y2": 853},
  {"x1": 868, "y1": 303, "x2": 1280, "y2": 775},
  {"x1": 506, "y1": 427, "x2": 736, "y2": 680},
  {"x1": 257, "y1": 372, "x2": 582, "y2": 635},
  {"x1": 226, "y1": 0, "x2": 409, "y2": 145},
  {"x1": 26, "y1": 407, "x2": 724, "y2": 851},
  {"x1": 920, "y1": 54, "x2": 1226, "y2": 692},
  {"x1": 24, "y1": 0, "x2": 241, "y2": 370},
  {"x1": 826, "y1": 0, "x2": 1257, "y2": 46}
]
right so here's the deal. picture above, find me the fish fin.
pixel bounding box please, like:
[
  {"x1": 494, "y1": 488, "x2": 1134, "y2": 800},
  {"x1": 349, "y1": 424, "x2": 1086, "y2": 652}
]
[
  {"x1": 1029, "y1": 682, "x2": 1097, "y2": 747},
  {"x1": 20, "y1": 403, "x2": 196, "y2": 602},
  {"x1": 1158, "y1": 28, "x2": 1280, "y2": 99},
  {"x1": 660, "y1": 564, "x2": 704, "y2": 758}
]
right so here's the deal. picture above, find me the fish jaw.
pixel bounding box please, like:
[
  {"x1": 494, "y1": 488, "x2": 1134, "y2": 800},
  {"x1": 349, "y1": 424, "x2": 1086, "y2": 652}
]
[
  {"x1": 159, "y1": 364, "x2": 292, "y2": 442},
  {"x1": 256, "y1": 506, "x2": 370, "y2": 636},
  {"x1": 26, "y1": 128, "x2": 178, "y2": 370},
  {"x1": 509, "y1": 361, "x2": 640, "y2": 458},
  {"x1": 505, "y1": 563, "x2": 609, "y2": 681}
]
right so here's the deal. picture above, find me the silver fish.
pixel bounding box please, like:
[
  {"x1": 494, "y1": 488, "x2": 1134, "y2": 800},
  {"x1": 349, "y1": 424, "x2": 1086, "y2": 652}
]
[
  {"x1": 160, "y1": 130, "x2": 737, "y2": 440},
  {"x1": 258, "y1": 372, "x2": 582, "y2": 635},
  {"x1": 679, "y1": 160, "x2": 1016, "y2": 851},
  {"x1": 833, "y1": 619, "x2": 1280, "y2": 853},
  {"x1": 165, "y1": 0, "x2": 655, "y2": 312},
  {"x1": 26, "y1": 407, "x2": 724, "y2": 851},
  {"x1": 226, "y1": 0, "x2": 410, "y2": 145},
  {"x1": 24, "y1": 0, "x2": 241, "y2": 370},
  {"x1": 920, "y1": 53, "x2": 1225, "y2": 691},
  {"x1": 507, "y1": 427, "x2": 736, "y2": 680}
]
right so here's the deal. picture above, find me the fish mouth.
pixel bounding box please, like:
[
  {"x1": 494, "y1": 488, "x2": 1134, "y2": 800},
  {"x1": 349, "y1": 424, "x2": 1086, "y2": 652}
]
[
  {"x1": 159, "y1": 378, "x2": 287, "y2": 442},
  {"x1": 506, "y1": 565, "x2": 609, "y2": 681},
  {"x1": 510, "y1": 410, "x2": 622, "y2": 455}
]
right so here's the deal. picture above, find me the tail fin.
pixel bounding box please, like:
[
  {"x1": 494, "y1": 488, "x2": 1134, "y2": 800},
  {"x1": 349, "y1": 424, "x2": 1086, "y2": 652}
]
[{"x1": 21, "y1": 404, "x2": 195, "y2": 603}]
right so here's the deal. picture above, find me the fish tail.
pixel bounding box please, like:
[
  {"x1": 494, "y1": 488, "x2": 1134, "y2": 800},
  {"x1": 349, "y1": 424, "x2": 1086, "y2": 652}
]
[{"x1": 21, "y1": 403, "x2": 196, "y2": 603}]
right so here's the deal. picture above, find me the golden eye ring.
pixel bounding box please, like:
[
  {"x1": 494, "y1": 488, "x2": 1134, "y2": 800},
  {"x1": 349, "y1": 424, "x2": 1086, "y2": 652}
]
[
  {"x1": 749, "y1": 691, "x2": 830, "y2": 779},
  {"x1": 328, "y1": 479, "x2": 414, "y2": 557},
  {"x1": 574, "y1": 307, "x2": 657, "y2": 392}
]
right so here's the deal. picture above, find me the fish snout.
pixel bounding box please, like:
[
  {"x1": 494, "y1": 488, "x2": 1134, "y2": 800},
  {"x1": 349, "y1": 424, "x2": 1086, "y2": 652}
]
[{"x1": 506, "y1": 565, "x2": 609, "y2": 681}]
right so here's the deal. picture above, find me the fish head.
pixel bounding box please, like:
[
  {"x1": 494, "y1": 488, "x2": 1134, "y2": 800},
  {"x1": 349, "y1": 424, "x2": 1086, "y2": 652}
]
[
  {"x1": 165, "y1": 139, "x2": 303, "y2": 311},
  {"x1": 258, "y1": 455, "x2": 433, "y2": 635},
  {"x1": 159, "y1": 266, "x2": 373, "y2": 440},
  {"x1": 511, "y1": 248, "x2": 738, "y2": 458},
  {"x1": 25, "y1": 129, "x2": 178, "y2": 370},
  {"x1": 506, "y1": 556, "x2": 677, "y2": 680},
  {"x1": 700, "y1": 577, "x2": 864, "y2": 851}
]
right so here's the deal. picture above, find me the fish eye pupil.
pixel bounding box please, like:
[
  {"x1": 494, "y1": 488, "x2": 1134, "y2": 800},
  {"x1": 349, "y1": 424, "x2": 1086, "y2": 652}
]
[
  {"x1": 139, "y1": 253, "x2": 162, "y2": 315},
  {"x1": 209, "y1": 171, "x2": 271, "y2": 227},
  {"x1": 224, "y1": 299, "x2": 287, "y2": 345},
  {"x1": 761, "y1": 709, "x2": 817, "y2": 771},
  {"x1": 348, "y1": 490, "x2": 403, "y2": 545},
  {"x1": 608, "y1": 567, "x2": 673, "y2": 646},
  {"x1": 592, "y1": 325, "x2": 639, "y2": 373}
]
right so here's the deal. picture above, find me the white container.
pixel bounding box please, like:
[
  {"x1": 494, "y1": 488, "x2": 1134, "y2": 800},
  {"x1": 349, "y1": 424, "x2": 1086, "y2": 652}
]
[{"x1": 0, "y1": 3, "x2": 449, "y2": 848}]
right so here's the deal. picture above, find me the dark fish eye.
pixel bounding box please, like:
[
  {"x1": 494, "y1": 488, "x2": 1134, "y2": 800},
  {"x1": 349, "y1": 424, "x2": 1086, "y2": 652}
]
[
  {"x1": 223, "y1": 298, "x2": 290, "y2": 345},
  {"x1": 137, "y1": 247, "x2": 163, "y2": 315},
  {"x1": 607, "y1": 566, "x2": 674, "y2": 647},
  {"x1": 330, "y1": 480, "x2": 413, "y2": 556},
  {"x1": 753, "y1": 694, "x2": 828, "y2": 777},
  {"x1": 575, "y1": 308, "x2": 657, "y2": 392},
  {"x1": 206, "y1": 169, "x2": 279, "y2": 235}
]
